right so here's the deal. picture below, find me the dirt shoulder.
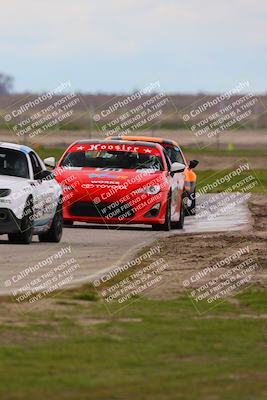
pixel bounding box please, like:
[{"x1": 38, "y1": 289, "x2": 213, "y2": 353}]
[{"x1": 147, "y1": 194, "x2": 267, "y2": 299}]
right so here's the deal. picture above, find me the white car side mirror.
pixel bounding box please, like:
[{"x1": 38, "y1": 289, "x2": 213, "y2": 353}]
[
  {"x1": 171, "y1": 162, "x2": 185, "y2": 174},
  {"x1": 44, "y1": 157, "x2": 56, "y2": 168}
]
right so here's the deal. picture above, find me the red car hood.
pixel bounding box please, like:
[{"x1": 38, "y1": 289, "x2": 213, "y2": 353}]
[{"x1": 55, "y1": 167, "x2": 167, "y2": 199}]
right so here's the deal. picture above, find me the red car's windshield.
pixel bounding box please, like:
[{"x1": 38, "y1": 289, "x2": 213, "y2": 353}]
[{"x1": 60, "y1": 143, "x2": 164, "y2": 171}]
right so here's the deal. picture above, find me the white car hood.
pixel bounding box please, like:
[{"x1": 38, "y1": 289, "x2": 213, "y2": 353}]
[{"x1": 0, "y1": 175, "x2": 30, "y2": 190}]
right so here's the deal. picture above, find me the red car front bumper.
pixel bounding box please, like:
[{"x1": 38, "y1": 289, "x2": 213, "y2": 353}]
[{"x1": 62, "y1": 189, "x2": 168, "y2": 225}]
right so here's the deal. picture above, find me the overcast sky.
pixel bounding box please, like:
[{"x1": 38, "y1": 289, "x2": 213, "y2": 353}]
[{"x1": 1, "y1": 0, "x2": 266, "y2": 94}]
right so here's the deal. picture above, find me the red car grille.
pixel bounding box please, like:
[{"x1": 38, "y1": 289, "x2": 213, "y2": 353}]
[{"x1": 70, "y1": 201, "x2": 135, "y2": 219}]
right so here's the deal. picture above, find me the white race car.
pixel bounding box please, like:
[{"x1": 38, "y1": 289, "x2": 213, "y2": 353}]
[{"x1": 0, "y1": 143, "x2": 63, "y2": 244}]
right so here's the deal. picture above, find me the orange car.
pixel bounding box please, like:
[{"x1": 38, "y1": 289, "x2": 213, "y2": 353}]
[{"x1": 108, "y1": 136, "x2": 199, "y2": 215}]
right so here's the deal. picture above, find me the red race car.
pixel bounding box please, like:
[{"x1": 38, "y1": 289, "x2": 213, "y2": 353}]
[{"x1": 45, "y1": 140, "x2": 186, "y2": 231}]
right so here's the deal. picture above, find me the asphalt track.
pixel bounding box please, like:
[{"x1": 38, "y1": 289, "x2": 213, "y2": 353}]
[{"x1": 0, "y1": 194, "x2": 251, "y2": 296}]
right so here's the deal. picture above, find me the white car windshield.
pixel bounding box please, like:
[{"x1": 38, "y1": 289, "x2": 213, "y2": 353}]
[{"x1": 0, "y1": 148, "x2": 30, "y2": 179}]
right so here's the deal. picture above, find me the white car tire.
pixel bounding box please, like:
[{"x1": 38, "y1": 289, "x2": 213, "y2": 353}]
[
  {"x1": 8, "y1": 197, "x2": 34, "y2": 244},
  {"x1": 38, "y1": 202, "x2": 63, "y2": 243}
]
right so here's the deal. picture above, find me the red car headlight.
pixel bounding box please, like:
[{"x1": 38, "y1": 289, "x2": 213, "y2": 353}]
[
  {"x1": 62, "y1": 184, "x2": 75, "y2": 191},
  {"x1": 133, "y1": 184, "x2": 161, "y2": 195}
]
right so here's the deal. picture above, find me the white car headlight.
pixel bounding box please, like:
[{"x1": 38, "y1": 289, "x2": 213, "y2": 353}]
[
  {"x1": 134, "y1": 184, "x2": 161, "y2": 195},
  {"x1": 0, "y1": 189, "x2": 11, "y2": 198}
]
